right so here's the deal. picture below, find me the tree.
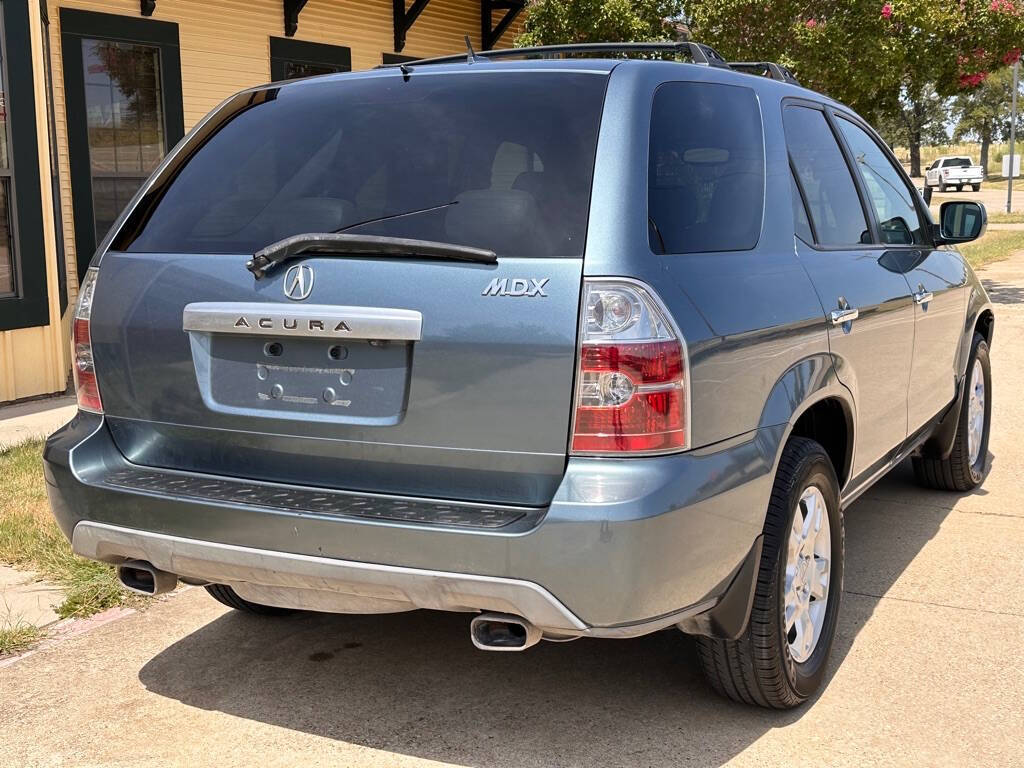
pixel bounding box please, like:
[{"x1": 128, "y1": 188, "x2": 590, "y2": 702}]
[
  {"x1": 684, "y1": 0, "x2": 1024, "y2": 175},
  {"x1": 515, "y1": 0, "x2": 685, "y2": 47},
  {"x1": 874, "y1": 85, "x2": 951, "y2": 174},
  {"x1": 952, "y1": 66, "x2": 1023, "y2": 176}
]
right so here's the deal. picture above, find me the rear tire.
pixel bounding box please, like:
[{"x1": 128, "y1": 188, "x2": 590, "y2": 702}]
[
  {"x1": 938, "y1": 182, "x2": 948, "y2": 192},
  {"x1": 972, "y1": 183, "x2": 981, "y2": 192},
  {"x1": 956, "y1": 184, "x2": 963, "y2": 192},
  {"x1": 696, "y1": 437, "x2": 844, "y2": 709},
  {"x1": 912, "y1": 333, "x2": 991, "y2": 491},
  {"x1": 204, "y1": 584, "x2": 294, "y2": 615}
]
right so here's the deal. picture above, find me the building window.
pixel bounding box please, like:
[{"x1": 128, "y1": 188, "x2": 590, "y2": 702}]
[
  {"x1": 0, "y1": 6, "x2": 15, "y2": 298},
  {"x1": 60, "y1": 8, "x2": 184, "y2": 279},
  {"x1": 82, "y1": 39, "x2": 166, "y2": 242},
  {"x1": 270, "y1": 37, "x2": 350, "y2": 81}
]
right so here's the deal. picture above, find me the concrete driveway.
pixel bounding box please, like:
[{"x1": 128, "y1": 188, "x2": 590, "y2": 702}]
[{"x1": 3, "y1": 259, "x2": 1024, "y2": 767}]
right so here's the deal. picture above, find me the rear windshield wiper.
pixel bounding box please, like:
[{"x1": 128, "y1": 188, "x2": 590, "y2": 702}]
[{"x1": 247, "y1": 233, "x2": 497, "y2": 279}]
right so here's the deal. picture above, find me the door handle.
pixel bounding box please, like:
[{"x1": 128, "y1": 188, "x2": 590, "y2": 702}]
[
  {"x1": 913, "y1": 290, "x2": 933, "y2": 305},
  {"x1": 829, "y1": 307, "x2": 859, "y2": 325}
]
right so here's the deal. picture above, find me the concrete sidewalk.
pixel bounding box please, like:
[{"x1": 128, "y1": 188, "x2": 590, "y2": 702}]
[
  {"x1": 0, "y1": 394, "x2": 76, "y2": 450},
  {"x1": 1, "y1": 256, "x2": 1023, "y2": 766}
]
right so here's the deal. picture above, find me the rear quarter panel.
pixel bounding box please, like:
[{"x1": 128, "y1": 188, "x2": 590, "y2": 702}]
[{"x1": 587, "y1": 63, "x2": 837, "y2": 452}]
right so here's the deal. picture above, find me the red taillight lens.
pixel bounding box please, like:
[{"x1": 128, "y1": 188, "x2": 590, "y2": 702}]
[
  {"x1": 571, "y1": 281, "x2": 689, "y2": 455},
  {"x1": 72, "y1": 268, "x2": 103, "y2": 413}
]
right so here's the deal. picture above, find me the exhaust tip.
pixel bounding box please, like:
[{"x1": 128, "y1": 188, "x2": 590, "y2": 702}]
[
  {"x1": 470, "y1": 612, "x2": 542, "y2": 651},
  {"x1": 117, "y1": 560, "x2": 177, "y2": 596}
]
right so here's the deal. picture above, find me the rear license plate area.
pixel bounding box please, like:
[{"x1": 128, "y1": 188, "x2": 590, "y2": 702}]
[{"x1": 202, "y1": 335, "x2": 412, "y2": 424}]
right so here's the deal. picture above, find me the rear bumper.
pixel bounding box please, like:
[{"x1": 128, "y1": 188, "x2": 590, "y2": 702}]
[{"x1": 45, "y1": 413, "x2": 780, "y2": 635}]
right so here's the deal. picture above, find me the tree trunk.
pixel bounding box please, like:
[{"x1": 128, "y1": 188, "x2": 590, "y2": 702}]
[
  {"x1": 980, "y1": 129, "x2": 991, "y2": 179},
  {"x1": 910, "y1": 130, "x2": 922, "y2": 178}
]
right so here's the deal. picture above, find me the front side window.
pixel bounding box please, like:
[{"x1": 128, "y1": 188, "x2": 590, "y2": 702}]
[
  {"x1": 121, "y1": 72, "x2": 607, "y2": 258},
  {"x1": 783, "y1": 105, "x2": 869, "y2": 247},
  {"x1": 0, "y1": 11, "x2": 15, "y2": 297},
  {"x1": 836, "y1": 118, "x2": 926, "y2": 245},
  {"x1": 648, "y1": 82, "x2": 764, "y2": 254}
]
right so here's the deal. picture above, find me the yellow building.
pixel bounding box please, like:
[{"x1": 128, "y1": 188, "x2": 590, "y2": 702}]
[{"x1": 0, "y1": 0, "x2": 524, "y2": 403}]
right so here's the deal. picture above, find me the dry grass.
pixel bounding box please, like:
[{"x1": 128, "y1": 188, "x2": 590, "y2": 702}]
[
  {"x1": 0, "y1": 440, "x2": 131, "y2": 618},
  {"x1": 958, "y1": 229, "x2": 1024, "y2": 270},
  {"x1": 0, "y1": 620, "x2": 44, "y2": 656}
]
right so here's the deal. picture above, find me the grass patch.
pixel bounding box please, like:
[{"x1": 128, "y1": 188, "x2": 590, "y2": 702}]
[
  {"x1": 0, "y1": 440, "x2": 131, "y2": 618},
  {"x1": 985, "y1": 211, "x2": 1024, "y2": 224},
  {"x1": 958, "y1": 229, "x2": 1024, "y2": 270},
  {"x1": 0, "y1": 620, "x2": 44, "y2": 656}
]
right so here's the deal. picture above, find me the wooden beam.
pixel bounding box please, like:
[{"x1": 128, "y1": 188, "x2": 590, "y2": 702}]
[
  {"x1": 481, "y1": 0, "x2": 524, "y2": 51},
  {"x1": 283, "y1": 0, "x2": 308, "y2": 37},
  {"x1": 393, "y1": 0, "x2": 432, "y2": 52}
]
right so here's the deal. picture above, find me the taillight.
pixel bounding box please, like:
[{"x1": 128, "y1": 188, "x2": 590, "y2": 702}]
[
  {"x1": 72, "y1": 267, "x2": 102, "y2": 413},
  {"x1": 570, "y1": 279, "x2": 689, "y2": 455}
]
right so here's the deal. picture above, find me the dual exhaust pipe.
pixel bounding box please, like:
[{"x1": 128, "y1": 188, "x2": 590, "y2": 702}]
[
  {"x1": 470, "y1": 612, "x2": 543, "y2": 651},
  {"x1": 117, "y1": 565, "x2": 548, "y2": 652},
  {"x1": 116, "y1": 560, "x2": 177, "y2": 596}
]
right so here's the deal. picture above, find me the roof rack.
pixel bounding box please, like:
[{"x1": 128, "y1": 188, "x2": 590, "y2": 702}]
[
  {"x1": 730, "y1": 61, "x2": 800, "y2": 85},
  {"x1": 377, "y1": 41, "x2": 799, "y2": 86}
]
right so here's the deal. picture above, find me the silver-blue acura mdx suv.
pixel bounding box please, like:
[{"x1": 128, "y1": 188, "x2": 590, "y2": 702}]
[{"x1": 44, "y1": 42, "x2": 994, "y2": 708}]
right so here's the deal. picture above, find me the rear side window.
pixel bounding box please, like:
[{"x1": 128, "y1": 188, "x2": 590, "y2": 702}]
[
  {"x1": 783, "y1": 105, "x2": 869, "y2": 247},
  {"x1": 121, "y1": 72, "x2": 608, "y2": 257},
  {"x1": 648, "y1": 82, "x2": 764, "y2": 254}
]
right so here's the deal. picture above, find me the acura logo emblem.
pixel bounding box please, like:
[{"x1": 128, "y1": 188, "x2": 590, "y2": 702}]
[{"x1": 283, "y1": 264, "x2": 314, "y2": 301}]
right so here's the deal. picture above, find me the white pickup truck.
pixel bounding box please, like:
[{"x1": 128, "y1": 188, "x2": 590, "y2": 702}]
[{"x1": 925, "y1": 156, "x2": 984, "y2": 192}]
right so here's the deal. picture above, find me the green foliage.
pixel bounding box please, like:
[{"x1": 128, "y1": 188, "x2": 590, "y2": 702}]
[
  {"x1": 516, "y1": 0, "x2": 684, "y2": 46},
  {"x1": 684, "y1": 1, "x2": 1024, "y2": 123},
  {"x1": 953, "y1": 67, "x2": 1022, "y2": 144}
]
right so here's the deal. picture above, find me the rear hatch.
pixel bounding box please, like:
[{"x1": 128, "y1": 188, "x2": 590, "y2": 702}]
[{"x1": 89, "y1": 67, "x2": 610, "y2": 506}]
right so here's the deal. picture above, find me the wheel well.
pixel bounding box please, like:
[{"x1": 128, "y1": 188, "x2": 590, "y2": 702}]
[
  {"x1": 975, "y1": 309, "x2": 994, "y2": 346},
  {"x1": 790, "y1": 398, "x2": 851, "y2": 487}
]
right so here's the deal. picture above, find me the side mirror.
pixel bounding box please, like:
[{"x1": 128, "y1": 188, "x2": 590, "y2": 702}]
[
  {"x1": 919, "y1": 185, "x2": 933, "y2": 205},
  {"x1": 934, "y1": 200, "x2": 986, "y2": 245}
]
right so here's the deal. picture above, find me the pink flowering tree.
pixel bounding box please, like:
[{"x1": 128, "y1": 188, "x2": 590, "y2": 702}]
[{"x1": 685, "y1": 0, "x2": 1024, "y2": 174}]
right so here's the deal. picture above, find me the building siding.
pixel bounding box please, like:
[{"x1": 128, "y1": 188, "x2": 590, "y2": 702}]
[{"x1": 0, "y1": 0, "x2": 522, "y2": 403}]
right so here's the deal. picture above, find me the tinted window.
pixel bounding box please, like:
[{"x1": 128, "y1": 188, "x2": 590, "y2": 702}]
[
  {"x1": 791, "y1": 170, "x2": 813, "y2": 243},
  {"x1": 123, "y1": 73, "x2": 607, "y2": 257},
  {"x1": 946, "y1": 158, "x2": 972, "y2": 167},
  {"x1": 836, "y1": 117, "x2": 926, "y2": 245},
  {"x1": 783, "y1": 106, "x2": 869, "y2": 246},
  {"x1": 648, "y1": 82, "x2": 764, "y2": 253}
]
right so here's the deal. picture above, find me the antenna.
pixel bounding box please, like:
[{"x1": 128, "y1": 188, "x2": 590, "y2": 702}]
[{"x1": 464, "y1": 35, "x2": 481, "y2": 64}]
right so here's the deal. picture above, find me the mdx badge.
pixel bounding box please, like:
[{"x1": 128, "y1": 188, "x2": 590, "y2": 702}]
[
  {"x1": 283, "y1": 264, "x2": 315, "y2": 301},
  {"x1": 482, "y1": 278, "x2": 549, "y2": 297}
]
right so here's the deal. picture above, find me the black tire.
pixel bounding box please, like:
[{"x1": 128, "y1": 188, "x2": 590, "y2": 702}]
[
  {"x1": 696, "y1": 437, "x2": 844, "y2": 709},
  {"x1": 938, "y1": 182, "x2": 947, "y2": 192},
  {"x1": 956, "y1": 184, "x2": 963, "y2": 192},
  {"x1": 972, "y1": 184, "x2": 981, "y2": 192},
  {"x1": 204, "y1": 584, "x2": 294, "y2": 615},
  {"x1": 913, "y1": 333, "x2": 991, "y2": 491}
]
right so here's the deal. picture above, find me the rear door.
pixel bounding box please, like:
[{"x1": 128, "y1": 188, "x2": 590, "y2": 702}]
[
  {"x1": 89, "y1": 68, "x2": 610, "y2": 506},
  {"x1": 784, "y1": 102, "x2": 915, "y2": 481},
  {"x1": 831, "y1": 115, "x2": 967, "y2": 434}
]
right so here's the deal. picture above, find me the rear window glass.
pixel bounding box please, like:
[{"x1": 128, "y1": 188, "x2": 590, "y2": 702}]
[
  {"x1": 122, "y1": 72, "x2": 607, "y2": 257},
  {"x1": 648, "y1": 82, "x2": 764, "y2": 254},
  {"x1": 945, "y1": 158, "x2": 972, "y2": 167}
]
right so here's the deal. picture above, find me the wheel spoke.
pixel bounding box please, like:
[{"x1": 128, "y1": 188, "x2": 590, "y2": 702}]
[{"x1": 810, "y1": 557, "x2": 829, "y2": 600}]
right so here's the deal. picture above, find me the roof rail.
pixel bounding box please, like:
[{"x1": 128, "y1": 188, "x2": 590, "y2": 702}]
[
  {"x1": 376, "y1": 42, "x2": 800, "y2": 86},
  {"x1": 382, "y1": 41, "x2": 733, "y2": 68},
  {"x1": 728, "y1": 61, "x2": 800, "y2": 85}
]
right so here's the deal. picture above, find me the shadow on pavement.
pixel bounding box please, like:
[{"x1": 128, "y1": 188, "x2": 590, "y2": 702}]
[
  {"x1": 981, "y1": 278, "x2": 1024, "y2": 305},
  {"x1": 138, "y1": 456, "x2": 991, "y2": 767}
]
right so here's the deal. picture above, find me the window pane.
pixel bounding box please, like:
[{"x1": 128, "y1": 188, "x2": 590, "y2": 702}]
[
  {"x1": 41, "y1": 4, "x2": 67, "y2": 307},
  {"x1": 83, "y1": 39, "x2": 166, "y2": 243},
  {"x1": 648, "y1": 82, "x2": 764, "y2": 253},
  {"x1": 0, "y1": 35, "x2": 10, "y2": 172},
  {"x1": 283, "y1": 61, "x2": 344, "y2": 80},
  {"x1": 124, "y1": 72, "x2": 607, "y2": 258},
  {"x1": 837, "y1": 117, "x2": 926, "y2": 246},
  {"x1": 791, "y1": 170, "x2": 813, "y2": 243},
  {"x1": 0, "y1": 178, "x2": 14, "y2": 295},
  {"x1": 783, "y1": 106, "x2": 869, "y2": 246}
]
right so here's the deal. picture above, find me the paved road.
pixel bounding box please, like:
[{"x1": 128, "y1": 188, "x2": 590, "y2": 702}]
[{"x1": 3, "y1": 259, "x2": 1024, "y2": 767}]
